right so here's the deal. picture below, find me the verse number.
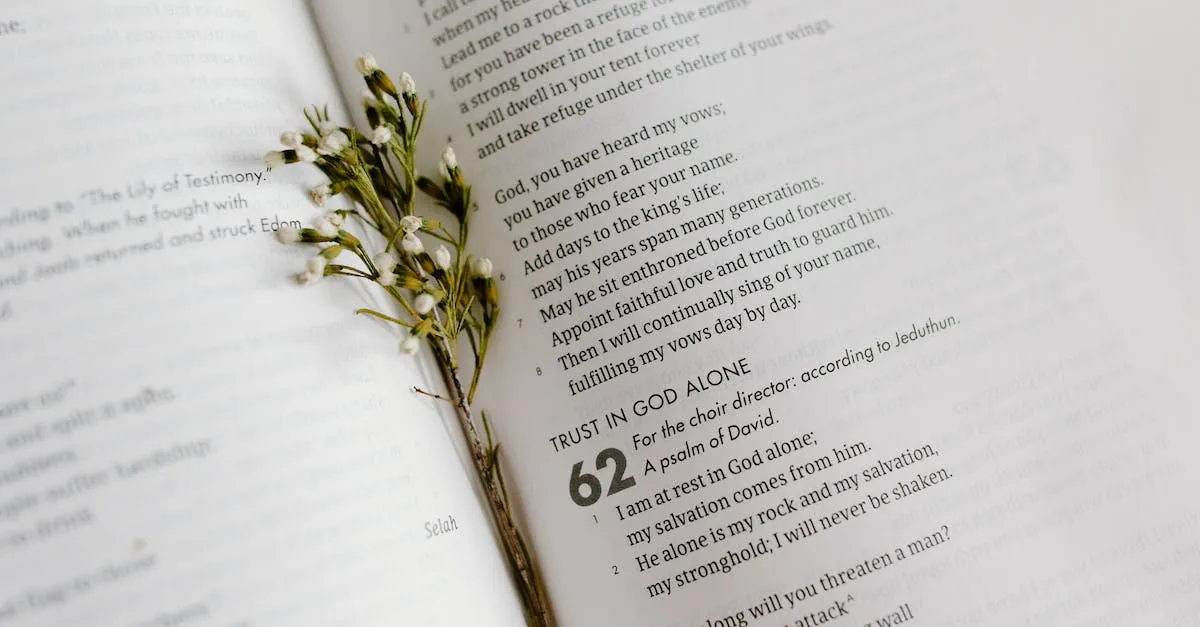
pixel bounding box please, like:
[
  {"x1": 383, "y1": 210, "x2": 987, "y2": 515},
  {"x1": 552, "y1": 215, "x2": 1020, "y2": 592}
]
[{"x1": 569, "y1": 448, "x2": 636, "y2": 507}]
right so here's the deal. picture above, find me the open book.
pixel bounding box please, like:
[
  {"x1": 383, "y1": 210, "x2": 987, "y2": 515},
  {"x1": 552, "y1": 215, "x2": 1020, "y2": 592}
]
[{"x1": 3, "y1": 1, "x2": 1200, "y2": 625}]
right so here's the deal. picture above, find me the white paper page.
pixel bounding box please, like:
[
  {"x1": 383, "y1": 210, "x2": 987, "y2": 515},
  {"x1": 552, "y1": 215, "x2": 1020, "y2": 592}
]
[
  {"x1": 312, "y1": 0, "x2": 1200, "y2": 625},
  {"x1": 0, "y1": 2, "x2": 524, "y2": 625}
]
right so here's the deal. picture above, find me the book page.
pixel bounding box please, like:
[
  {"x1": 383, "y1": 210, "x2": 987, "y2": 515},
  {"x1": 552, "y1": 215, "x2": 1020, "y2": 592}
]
[
  {"x1": 313, "y1": 1, "x2": 1200, "y2": 625},
  {"x1": 0, "y1": 1, "x2": 525, "y2": 625}
]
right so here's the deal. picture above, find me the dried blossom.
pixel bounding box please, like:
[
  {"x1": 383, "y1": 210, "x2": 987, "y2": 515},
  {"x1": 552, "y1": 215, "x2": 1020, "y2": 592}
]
[
  {"x1": 374, "y1": 251, "x2": 398, "y2": 272},
  {"x1": 280, "y1": 131, "x2": 303, "y2": 148},
  {"x1": 276, "y1": 226, "x2": 301, "y2": 244},
  {"x1": 317, "y1": 130, "x2": 349, "y2": 155},
  {"x1": 314, "y1": 216, "x2": 339, "y2": 238},
  {"x1": 400, "y1": 233, "x2": 424, "y2": 254},
  {"x1": 434, "y1": 245, "x2": 452, "y2": 271},
  {"x1": 310, "y1": 184, "x2": 331, "y2": 207},
  {"x1": 295, "y1": 145, "x2": 318, "y2": 163},
  {"x1": 306, "y1": 255, "x2": 327, "y2": 276},
  {"x1": 370, "y1": 125, "x2": 393, "y2": 146},
  {"x1": 414, "y1": 293, "x2": 436, "y2": 315},
  {"x1": 267, "y1": 58, "x2": 550, "y2": 626},
  {"x1": 400, "y1": 215, "x2": 422, "y2": 234},
  {"x1": 472, "y1": 257, "x2": 493, "y2": 279},
  {"x1": 356, "y1": 54, "x2": 379, "y2": 76},
  {"x1": 296, "y1": 271, "x2": 321, "y2": 286}
]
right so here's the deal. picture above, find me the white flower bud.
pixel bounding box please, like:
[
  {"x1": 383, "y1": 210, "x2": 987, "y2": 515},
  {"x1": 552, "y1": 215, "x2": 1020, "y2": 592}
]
[
  {"x1": 296, "y1": 271, "x2": 321, "y2": 286},
  {"x1": 357, "y1": 54, "x2": 380, "y2": 76},
  {"x1": 309, "y1": 184, "x2": 331, "y2": 207},
  {"x1": 433, "y1": 245, "x2": 452, "y2": 271},
  {"x1": 317, "y1": 130, "x2": 349, "y2": 156},
  {"x1": 275, "y1": 226, "x2": 301, "y2": 244},
  {"x1": 400, "y1": 233, "x2": 424, "y2": 254},
  {"x1": 264, "y1": 151, "x2": 285, "y2": 169},
  {"x1": 472, "y1": 257, "x2": 493, "y2": 279},
  {"x1": 414, "y1": 293, "x2": 436, "y2": 315},
  {"x1": 296, "y1": 145, "x2": 318, "y2": 163},
  {"x1": 401, "y1": 72, "x2": 417, "y2": 95},
  {"x1": 306, "y1": 256, "x2": 328, "y2": 276},
  {"x1": 374, "y1": 251, "x2": 398, "y2": 272},
  {"x1": 362, "y1": 89, "x2": 379, "y2": 108},
  {"x1": 376, "y1": 270, "x2": 397, "y2": 287},
  {"x1": 317, "y1": 120, "x2": 339, "y2": 137},
  {"x1": 370, "y1": 125, "x2": 393, "y2": 146},
  {"x1": 441, "y1": 146, "x2": 458, "y2": 171},
  {"x1": 280, "y1": 131, "x2": 304, "y2": 148},
  {"x1": 400, "y1": 335, "x2": 421, "y2": 355},
  {"x1": 314, "y1": 216, "x2": 339, "y2": 238},
  {"x1": 400, "y1": 215, "x2": 422, "y2": 234},
  {"x1": 324, "y1": 211, "x2": 344, "y2": 228}
]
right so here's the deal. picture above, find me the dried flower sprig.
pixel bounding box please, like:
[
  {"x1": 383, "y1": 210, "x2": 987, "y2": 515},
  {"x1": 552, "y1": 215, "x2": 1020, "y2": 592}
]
[{"x1": 267, "y1": 55, "x2": 551, "y2": 626}]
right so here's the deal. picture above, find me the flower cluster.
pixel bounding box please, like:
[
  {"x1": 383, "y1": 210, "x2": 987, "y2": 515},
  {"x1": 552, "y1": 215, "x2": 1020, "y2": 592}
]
[
  {"x1": 266, "y1": 55, "x2": 497, "y2": 374},
  {"x1": 262, "y1": 54, "x2": 548, "y2": 626}
]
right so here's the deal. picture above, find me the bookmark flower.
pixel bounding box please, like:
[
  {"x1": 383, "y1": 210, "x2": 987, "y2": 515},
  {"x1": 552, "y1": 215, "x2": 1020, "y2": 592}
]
[
  {"x1": 318, "y1": 130, "x2": 350, "y2": 155},
  {"x1": 276, "y1": 226, "x2": 301, "y2": 244},
  {"x1": 310, "y1": 184, "x2": 331, "y2": 207},
  {"x1": 268, "y1": 57, "x2": 550, "y2": 624},
  {"x1": 434, "y1": 245, "x2": 452, "y2": 271},
  {"x1": 401, "y1": 233, "x2": 424, "y2": 254},
  {"x1": 325, "y1": 212, "x2": 345, "y2": 228},
  {"x1": 414, "y1": 293, "x2": 436, "y2": 315},
  {"x1": 356, "y1": 54, "x2": 380, "y2": 76},
  {"x1": 370, "y1": 125, "x2": 393, "y2": 146},
  {"x1": 399, "y1": 334, "x2": 420, "y2": 355},
  {"x1": 314, "y1": 215, "x2": 339, "y2": 238},
  {"x1": 307, "y1": 256, "x2": 328, "y2": 275},
  {"x1": 374, "y1": 251, "x2": 399, "y2": 286},
  {"x1": 296, "y1": 255, "x2": 329, "y2": 286},
  {"x1": 376, "y1": 270, "x2": 397, "y2": 287},
  {"x1": 400, "y1": 72, "x2": 420, "y2": 115},
  {"x1": 472, "y1": 257, "x2": 493, "y2": 279},
  {"x1": 296, "y1": 145, "x2": 318, "y2": 163},
  {"x1": 439, "y1": 146, "x2": 458, "y2": 180},
  {"x1": 400, "y1": 215, "x2": 422, "y2": 234},
  {"x1": 280, "y1": 131, "x2": 304, "y2": 148},
  {"x1": 374, "y1": 251, "x2": 398, "y2": 272}
]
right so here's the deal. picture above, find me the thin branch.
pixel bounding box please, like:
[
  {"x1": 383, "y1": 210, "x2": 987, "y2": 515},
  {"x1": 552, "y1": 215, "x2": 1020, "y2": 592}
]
[
  {"x1": 355, "y1": 308, "x2": 411, "y2": 327},
  {"x1": 412, "y1": 386, "x2": 462, "y2": 406}
]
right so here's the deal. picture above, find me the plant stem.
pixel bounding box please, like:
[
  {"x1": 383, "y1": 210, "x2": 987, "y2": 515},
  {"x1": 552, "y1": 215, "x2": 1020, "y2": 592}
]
[
  {"x1": 429, "y1": 337, "x2": 552, "y2": 627},
  {"x1": 355, "y1": 308, "x2": 411, "y2": 327},
  {"x1": 468, "y1": 329, "x2": 489, "y2": 404}
]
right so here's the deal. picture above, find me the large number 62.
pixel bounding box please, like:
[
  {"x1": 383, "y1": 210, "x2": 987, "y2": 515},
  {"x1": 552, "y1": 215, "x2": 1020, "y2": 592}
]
[{"x1": 569, "y1": 448, "x2": 637, "y2": 507}]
